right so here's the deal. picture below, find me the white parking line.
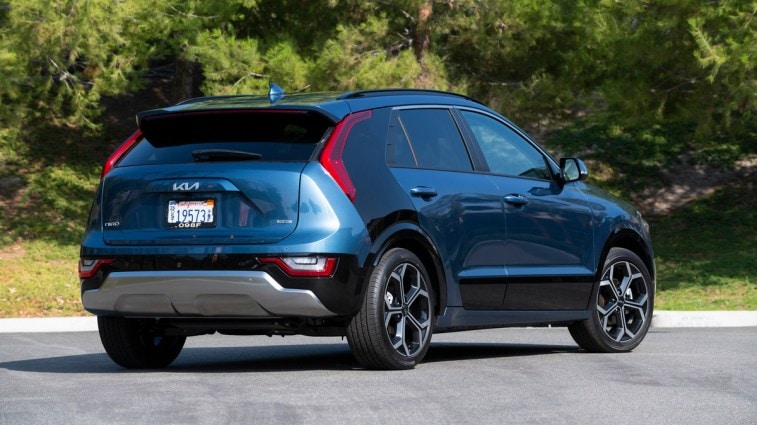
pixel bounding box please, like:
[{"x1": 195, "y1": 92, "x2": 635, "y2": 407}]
[{"x1": 0, "y1": 311, "x2": 755, "y2": 333}]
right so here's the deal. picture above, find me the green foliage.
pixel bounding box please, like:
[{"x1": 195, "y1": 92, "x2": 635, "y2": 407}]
[
  {"x1": 432, "y1": 1, "x2": 608, "y2": 123},
  {"x1": 1, "y1": 0, "x2": 753, "y2": 146},
  {"x1": 313, "y1": 15, "x2": 439, "y2": 91},
  {"x1": 688, "y1": 2, "x2": 755, "y2": 132},
  {"x1": 1, "y1": 0, "x2": 174, "y2": 128},
  {"x1": 265, "y1": 41, "x2": 312, "y2": 91},
  {"x1": 548, "y1": 113, "x2": 756, "y2": 197},
  {"x1": 0, "y1": 0, "x2": 754, "y2": 316},
  {"x1": 0, "y1": 123, "x2": 105, "y2": 246},
  {"x1": 546, "y1": 120, "x2": 693, "y2": 195},
  {"x1": 188, "y1": 29, "x2": 268, "y2": 94},
  {"x1": 653, "y1": 173, "x2": 757, "y2": 310},
  {"x1": 187, "y1": 3, "x2": 449, "y2": 94}
]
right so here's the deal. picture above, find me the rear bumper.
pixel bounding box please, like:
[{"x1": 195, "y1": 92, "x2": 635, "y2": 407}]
[{"x1": 82, "y1": 270, "x2": 337, "y2": 318}]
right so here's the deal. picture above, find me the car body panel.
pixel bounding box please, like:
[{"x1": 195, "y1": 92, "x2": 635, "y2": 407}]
[
  {"x1": 391, "y1": 167, "x2": 507, "y2": 308},
  {"x1": 100, "y1": 163, "x2": 305, "y2": 246},
  {"x1": 80, "y1": 89, "x2": 654, "y2": 339}
]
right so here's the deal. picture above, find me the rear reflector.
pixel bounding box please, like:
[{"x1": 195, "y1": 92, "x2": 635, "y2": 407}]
[
  {"x1": 79, "y1": 259, "x2": 114, "y2": 279},
  {"x1": 259, "y1": 256, "x2": 337, "y2": 277},
  {"x1": 320, "y1": 110, "x2": 372, "y2": 202}
]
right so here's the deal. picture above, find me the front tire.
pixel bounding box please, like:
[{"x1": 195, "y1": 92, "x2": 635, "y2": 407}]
[
  {"x1": 570, "y1": 247, "x2": 654, "y2": 352},
  {"x1": 347, "y1": 248, "x2": 434, "y2": 370},
  {"x1": 98, "y1": 316, "x2": 186, "y2": 369}
]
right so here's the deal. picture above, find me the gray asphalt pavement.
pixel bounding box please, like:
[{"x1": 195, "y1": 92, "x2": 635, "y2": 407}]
[{"x1": 1, "y1": 327, "x2": 755, "y2": 424}]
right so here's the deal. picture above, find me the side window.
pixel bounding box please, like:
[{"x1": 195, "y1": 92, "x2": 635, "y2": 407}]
[
  {"x1": 460, "y1": 111, "x2": 551, "y2": 180},
  {"x1": 386, "y1": 115, "x2": 417, "y2": 167},
  {"x1": 396, "y1": 109, "x2": 472, "y2": 172}
]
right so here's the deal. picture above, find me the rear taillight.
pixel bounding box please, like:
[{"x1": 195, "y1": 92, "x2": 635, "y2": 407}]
[
  {"x1": 101, "y1": 130, "x2": 142, "y2": 179},
  {"x1": 78, "y1": 259, "x2": 114, "y2": 279},
  {"x1": 258, "y1": 256, "x2": 337, "y2": 277},
  {"x1": 320, "y1": 110, "x2": 372, "y2": 202}
]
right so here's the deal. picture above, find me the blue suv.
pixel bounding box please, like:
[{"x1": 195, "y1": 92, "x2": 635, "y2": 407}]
[{"x1": 80, "y1": 86, "x2": 655, "y2": 369}]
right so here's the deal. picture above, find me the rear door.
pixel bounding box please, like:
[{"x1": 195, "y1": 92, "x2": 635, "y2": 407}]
[
  {"x1": 101, "y1": 110, "x2": 332, "y2": 246},
  {"x1": 458, "y1": 109, "x2": 595, "y2": 310},
  {"x1": 386, "y1": 107, "x2": 508, "y2": 308}
]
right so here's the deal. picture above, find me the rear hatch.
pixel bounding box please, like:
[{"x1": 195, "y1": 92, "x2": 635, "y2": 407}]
[{"x1": 101, "y1": 110, "x2": 333, "y2": 246}]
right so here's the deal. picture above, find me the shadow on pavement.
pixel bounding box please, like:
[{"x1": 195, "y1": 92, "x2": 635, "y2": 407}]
[
  {"x1": 0, "y1": 342, "x2": 579, "y2": 374},
  {"x1": 425, "y1": 342, "x2": 580, "y2": 364}
]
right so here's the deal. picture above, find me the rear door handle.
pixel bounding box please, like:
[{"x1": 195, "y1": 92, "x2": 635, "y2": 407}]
[
  {"x1": 410, "y1": 186, "x2": 438, "y2": 198},
  {"x1": 504, "y1": 194, "x2": 529, "y2": 206}
]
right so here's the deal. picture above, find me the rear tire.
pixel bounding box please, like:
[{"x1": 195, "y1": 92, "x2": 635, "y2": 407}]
[
  {"x1": 569, "y1": 247, "x2": 654, "y2": 352},
  {"x1": 347, "y1": 248, "x2": 434, "y2": 370},
  {"x1": 98, "y1": 316, "x2": 186, "y2": 369}
]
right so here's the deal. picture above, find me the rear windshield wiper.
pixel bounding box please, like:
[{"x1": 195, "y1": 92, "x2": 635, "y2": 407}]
[{"x1": 192, "y1": 149, "x2": 263, "y2": 162}]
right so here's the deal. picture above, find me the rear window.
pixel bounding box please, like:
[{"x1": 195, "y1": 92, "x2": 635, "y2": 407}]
[{"x1": 119, "y1": 111, "x2": 332, "y2": 166}]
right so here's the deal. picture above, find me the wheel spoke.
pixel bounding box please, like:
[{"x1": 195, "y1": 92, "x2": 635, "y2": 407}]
[
  {"x1": 384, "y1": 310, "x2": 401, "y2": 329},
  {"x1": 406, "y1": 309, "x2": 430, "y2": 331},
  {"x1": 385, "y1": 299, "x2": 402, "y2": 312},
  {"x1": 597, "y1": 299, "x2": 619, "y2": 318},
  {"x1": 599, "y1": 301, "x2": 619, "y2": 329},
  {"x1": 618, "y1": 275, "x2": 632, "y2": 296},
  {"x1": 599, "y1": 278, "x2": 614, "y2": 291},
  {"x1": 391, "y1": 315, "x2": 406, "y2": 351},
  {"x1": 406, "y1": 286, "x2": 428, "y2": 307},
  {"x1": 602, "y1": 307, "x2": 625, "y2": 342},
  {"x1": 385, "y1": 298, "x2": 402, "y2": 312},
  {"x1": 395, "y1": 264, "x2": 409, "y2": 304},
  {"x1": 405, "y1": 285, "x2": 419, "y2": 305},
  {"x1": 608, "y1": 265, "x2": 616, "y2": 284},
  {"x1": 620, "y1": 270, "x2": 643, "y2": 295},
  {"x1": 623, "y1": 319, "x2": 637, "y2": 340},
  {"x1": 626, "y1": 293, "x2": 648, "y2": 311}
]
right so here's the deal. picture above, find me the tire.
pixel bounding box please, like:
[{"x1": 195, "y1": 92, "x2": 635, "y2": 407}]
[
  {"x1": 347, "y1": 248, "x2": 434, "y2": 370},
  {"x1": 98, "y1": 316, "x2": 186, "y2": 369},
  {"x1": 569, "y1": 247, "x2": 654, "y2": 352}
]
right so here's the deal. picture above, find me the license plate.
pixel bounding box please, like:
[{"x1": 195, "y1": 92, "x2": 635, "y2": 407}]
[{"x1": 167, "y1": 199, "x2": 216, "y2": 228}]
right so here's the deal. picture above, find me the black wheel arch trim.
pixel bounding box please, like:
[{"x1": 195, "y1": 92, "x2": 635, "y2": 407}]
[
  {"x1": 597, "y1": 228, "x2": 656, "y2": 289},
  {"x1": 366, "y1": 221, "x2": 447, "y2": 316}
]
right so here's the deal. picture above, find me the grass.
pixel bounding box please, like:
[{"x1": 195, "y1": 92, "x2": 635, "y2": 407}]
[
  {"x1": 651, "y1": 173, "x2": 756, "y2": 310},
  {"x1": 0, "y1": 116, "x2": 755, "y2": 317},
  {"x1": 1, "y1": 123, "x2": 110, "y2": 317},
  {"x1": 0, "y1": 241, "x2": 84, "y2": 317}
]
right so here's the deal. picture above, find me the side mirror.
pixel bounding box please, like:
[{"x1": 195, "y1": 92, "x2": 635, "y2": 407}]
[{"x1": 559, "y1": 157, "x2": 588, "y2": 183}]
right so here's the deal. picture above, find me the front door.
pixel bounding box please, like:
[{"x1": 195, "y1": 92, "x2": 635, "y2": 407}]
[{"x1": 458, "y1": 110, "x2": 595, "y2": 310}]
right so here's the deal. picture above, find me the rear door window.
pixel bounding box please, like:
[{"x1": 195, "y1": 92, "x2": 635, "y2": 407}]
[
  {"x1": 386, "y1": 116, "x2": 417, "y2": 168},
  {"x1": 387, "y1": 109, "x2": 473, "y2": 172}
]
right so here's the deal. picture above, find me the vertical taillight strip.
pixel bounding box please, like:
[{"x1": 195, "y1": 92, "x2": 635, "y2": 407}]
[
  {"x1": 101, "y1": 130, "x2": 142, "y2": 179},
  {"x1": 319, "y1": 110, "x2": 372, "y2": 202}
]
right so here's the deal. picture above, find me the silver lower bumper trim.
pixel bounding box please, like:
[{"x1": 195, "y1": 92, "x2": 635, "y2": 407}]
[{"x1": 82, "y1": 270, "x2": 336, "y2": 317}]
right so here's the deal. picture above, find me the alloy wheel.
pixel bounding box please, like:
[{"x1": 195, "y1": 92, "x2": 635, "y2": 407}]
[
  {"x1": 383, "y1": 263, "x2": 432, "y2": 357},
  {"x1": 596, "y1": 260, "x2": 650, "y2": 343}
]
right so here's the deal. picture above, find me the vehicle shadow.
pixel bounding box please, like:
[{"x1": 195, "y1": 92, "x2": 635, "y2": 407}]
[
  {"x1": 0, "y1": 342, "x2": 580, "y2": 374},
  {"x1": 425, "y1": 342, "x2": 580, "y2": 364}
]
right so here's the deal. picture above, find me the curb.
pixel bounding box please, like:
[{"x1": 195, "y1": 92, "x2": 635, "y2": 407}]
[
  {"x1": 0, "y1": 316, "x2": 98, "y2": 333},
  {"x1": 651, "y1": 310, "x2": 757, "y2": 328},
  {"x1": 0, "y1": 311, "x2": 756, "y2": 333}
]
